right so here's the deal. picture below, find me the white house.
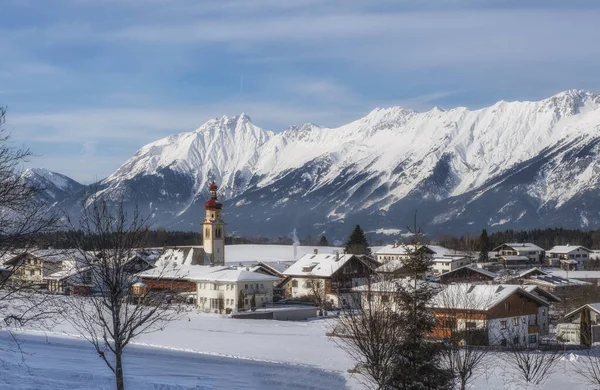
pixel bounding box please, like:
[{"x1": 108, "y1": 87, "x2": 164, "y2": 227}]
[
  {"x1": 431, "y1": 256, "x2": 470, "y2": 275},
  {"x1": 193, "y1": 268, "x2": 280, "y2": 313},
  {"x1": 375, "y1": 244, "x2": 456, "y2": 264},
  {"x1": 430, "y1": 284, "x2": 549, "y2": 347},
  {"x1": 547, "y1": 245, "x2": 593, "y2": 270},
  {"x1": 493, "y1": 243, "x2": 545, "y2": 264},
  {"x1": 283, "y1": 250, "x2": 378, "y2": 307}
]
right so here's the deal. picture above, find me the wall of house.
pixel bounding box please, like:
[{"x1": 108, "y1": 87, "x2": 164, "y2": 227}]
[
  {"x1": 143, "y1": 278, "x2": 196, "y2": 292},
  {"x1": 196, "y1": 280, "x2": 274, "y2": 313}
]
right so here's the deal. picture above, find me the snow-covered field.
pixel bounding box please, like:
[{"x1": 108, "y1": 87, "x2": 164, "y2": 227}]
[{"x1": 4, "y1": 310, "x2": 599, "y2": 389}]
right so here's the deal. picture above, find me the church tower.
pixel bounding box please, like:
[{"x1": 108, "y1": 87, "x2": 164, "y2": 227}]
[{"x1": 203, "y1": 181, "x2": 225, "y2": 265}]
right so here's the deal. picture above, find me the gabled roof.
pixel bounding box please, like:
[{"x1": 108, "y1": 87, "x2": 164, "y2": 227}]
[
  {"x1": 437, "y1": 265, "x2": 497, "y2": 280},
  {"x1": 565, "y1": 303, "x2": 600, "y2": 321},
  {"x1": 2, "y1": 249, "x2": 88, "y2": 266},
  {"x1": 375, "y1": 245, "x2": 436, "y2": 256},
  {"x1": 155, "y1": 246, "x2": 208, "y2": 267},
  {"x1": 493, "y1": 243, "x2": 544, "y2": 252},
  {"x1": 521, "y1": 285, "x2": 561, "y2": 303},
  {"x1": 376, "y1": 260, "x2": 405, "y2": 274},
  {"x1": 518, "y1": 267, "x2": 548, "y2": 278},
  {"x1": 251, "y1": 261, "x2": 293, "y2": 277},
  {"x1": 500, "y1": 255, "x2": 530, "y2": 261},
  {"x1": 524, "y1": 274, "x2": 590, "y2": 287},
  {"x1": 139, "y1": 264, "x2": 229, "y2": 281},
  {"x1": 431, "y1": 284, "x2": 548, "y2": 311},
  {"x1": 284, "y1": 253, "x2": 372, "y2": 278},
  {"x1": 548, "y1": 245, "x2": 592, "y2": 254},
  {"x1": 353, "y1": 277, "x2": 435, "y2": 293},
  {"x1": 547, "y1": 269, "x2": 600, "y2": 280}
]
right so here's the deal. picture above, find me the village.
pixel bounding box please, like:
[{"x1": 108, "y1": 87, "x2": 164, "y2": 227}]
[{"x1": 3, "y1": 181, "x2": 600, "y2": 356}]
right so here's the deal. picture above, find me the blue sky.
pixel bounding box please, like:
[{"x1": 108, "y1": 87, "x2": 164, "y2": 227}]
[{"x1": 1, "y1": 0, "x2": 600, "y2": 183}]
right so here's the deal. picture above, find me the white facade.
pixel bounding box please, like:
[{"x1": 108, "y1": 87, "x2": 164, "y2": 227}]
[
  {"x1": 547, "y1": 245, "x2": 592, "y2": 270},
  {"x1": 431, "y1": 257, "x2": 469, "y2": 275},
  {"x1": 495, "y1": 243, "x2": 544, "y2": 263},
  {"x1": 194, "y1": 269, "x2": 279, "y2": 313}
]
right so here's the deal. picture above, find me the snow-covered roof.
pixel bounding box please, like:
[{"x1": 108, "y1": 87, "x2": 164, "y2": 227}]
[
  {"x1": 495, "y1": 243, "x2": 544, "y2": 252},
  {"x1": 139, "y1": 264, "x2": 229, "y2": 281},
  {"x1": 376, "y1": 260, "x2": 404, "y2": 273},
  {"x1": 283, "y1": 253, "x2": 359, "y2": 278},
  {"x1": 155, "y1": 246, "x2": 209, "y2": 267},
  {"x1": 2, "y1": 249, "x2": 89, "y2": 266},
  {"x1": 437, "y1": 265, "x2": 497, "y2": 279},
  {"x1": 525, "y1": 274, "x2": 590, "y2": 287},
  {"x1": 547, "y1": 245, "x2": 592, "y2": 254},
  {"x1": 250, "y1": 261, "x2": 293, "y2": 277},
  {"x1": 521, "y1": 285, "x2": 561, "y2": 303},
  {"x1": 192, "y1": 268, "x2": 280, "y2": 283},
  {"x1": 517, "y1": 267, "x2": 548, "y2": 278},
  {"x1": 565, "y1": 303, "x2": 600, "y2": 320},
  {"x1": 547, "y1": 269, "x2": 600, "y2": 280},
  {"x1": 45, "y1": 266, "x2": 91, "y2": 281},
  {"x1": 431, "y1": 284, "x2": 548, "y2": 311},
  {"x1": 353, "y1": 277, "x2": 434, "y2": 293},
  {"x1": 500, "y1": 255, "x2": 530, "y2": 261},
  {"x1": 375, "y1": 244, "x2": 453, "y2": 256}
]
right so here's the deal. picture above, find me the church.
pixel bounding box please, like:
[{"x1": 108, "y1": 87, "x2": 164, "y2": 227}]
[{"x1": 139, "y1": 181, "x2": 279, "y2": 312}]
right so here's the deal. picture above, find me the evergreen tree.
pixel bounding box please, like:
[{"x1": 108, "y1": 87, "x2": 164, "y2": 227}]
[
  {"x1": 318, "y1": 235, "x2": 329, "y2": 246},
  {"x1": 478, "y1": 229, "x2": 490, "y2": 262},
  {"x1": 390, "y1": 219, "x2": 453, "y2": 389},
  {"x1": 344, "y1": 225, "x2": 371, "y2": 255}
]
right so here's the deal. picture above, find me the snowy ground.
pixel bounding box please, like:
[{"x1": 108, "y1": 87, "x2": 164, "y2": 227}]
[
  {"x1": 0, "y1": 332, "x2": 346, "y2": 390},
  {"x1": 5, "y1": 310, "x2": 600, "y2": 389}
]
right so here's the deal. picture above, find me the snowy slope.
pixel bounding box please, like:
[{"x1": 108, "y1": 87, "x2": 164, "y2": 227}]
[
  {"x1": 23, "y1": 168, "x2": 84, "y2": 203},
  {"x1": 41, "y1": 90, "x2": 600, "y2": 238}
]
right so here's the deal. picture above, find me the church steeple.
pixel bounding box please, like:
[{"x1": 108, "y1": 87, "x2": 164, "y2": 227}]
[{"x1": 203, "y1": 181, "x2": 225, "y2": 265}]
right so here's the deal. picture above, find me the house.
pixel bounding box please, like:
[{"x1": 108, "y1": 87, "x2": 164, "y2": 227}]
[
  {"x1": 557, "y1": 303, "x2": 600, "y2": 346},
  {"x1": 139, "y1": 264, "x2": 230, "y2": 293},
  {"x1": 352, "y1": 277, "x2": 434, "y2": 311},
  {"x1": 251, "y1": 261, "x2": 293, "y2": 299},
  {"x1": 430, "y1": 284, "x2": 550, "y2": 347},
  {"x1": 375, "y1": 244, "x2": 435, "y2": 264},
  {"x1": 282, "y1": 250, "x2": 379, "y2": 307},
  {"x1": 194, "y1": 268, "x2": 280, "y2": 313},
  {"x1": 431, "y1": 256, "x2": 470, "y2": 275},
  {"x1": 498, "y1": 255, "x2": 531, "y2": 269},
  {"x1": 494, "y1": 243, "x2": 545, "y2": 265},
  {"x1": 46, "y1": 265, "x2": 93, "y2": 295},
  {"x1": 546, "y1": 245, "x2": 593, "y2": 270},
  {"x1": 436, "y1": 265, "x2": 497, "y2": 284},
  {"x1": 3, "y1": 249, "x2": 82, "y2": 286}
]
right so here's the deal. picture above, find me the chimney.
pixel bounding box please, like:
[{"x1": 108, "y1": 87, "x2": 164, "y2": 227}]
[
  {"x1": 335, "y1": 251, "x2": 339, "y2": 261},
  {"x1": 314, "y1": 248, "x2": 318, "y2": 255}
]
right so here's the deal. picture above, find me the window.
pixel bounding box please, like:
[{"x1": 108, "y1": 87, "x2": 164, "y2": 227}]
[
  {"x1": 381, "y1": 295, "x2": 389, "y2": 303},
  {"x1": 367, "y1": 293, "x2": 373, "y2": 302},
  {"x1": 513, "y1": 336, "x2": 519, "y2": 346},
  {"x1": 529, "y1": 335, "x2": 537, "y2": 344},
  {"x1": 260, "y1": 284, "x2": 264, "y2": 289},
  {"x1": 522, "y1": 317, "x2": 527, "y2": 324},
  {"x1": 542, "y1": 309, "x2": 546, "y2": 316},
  {"x1": 501, "y1": 338, "x2": 507, "y2": 347},
  {"x1": 291, "y1": 280, "x2": 298, "y2": 287},
  {"x1": 244, "y1": 284, "x2": 248, "y2": 289},
  {"x1": 444, "y1": 320, "x2": 456, "y2": 329},
  {"x1": 29, "y1": 269, "x2": 35, "y2": 276},
  {"x1": 205, "y1": 228, "x2": 210, "y2": 238},
  {"x1": 505, "y1": 302, "x2": 510, "y2": 311},
  {"x1": 500, "y1": 321, "x2": 507, "y2": 330},
  {"x1": 466, "y1": 322, "x2": 476, "y2": 329},
  {"x1": 513, "y1": 318, "x2": 519, "y2": 326}
]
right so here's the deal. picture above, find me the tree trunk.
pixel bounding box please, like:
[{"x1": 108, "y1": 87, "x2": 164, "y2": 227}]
[{"x1": 115, "y1": 351, "x2": 125, "y2": 390}]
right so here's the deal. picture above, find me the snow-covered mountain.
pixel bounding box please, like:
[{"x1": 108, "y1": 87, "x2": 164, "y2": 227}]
[
  {"x1": 23, "y1": 168, "x2": 84, "y2": 203},
  {"x1": 42, "y1": 90, "x2": 600, "y2": 239}
]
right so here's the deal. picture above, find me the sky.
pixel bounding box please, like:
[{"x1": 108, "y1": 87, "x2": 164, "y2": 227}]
[{"x1": 1, "y1": 0, "x2": 600, "y2": 183}]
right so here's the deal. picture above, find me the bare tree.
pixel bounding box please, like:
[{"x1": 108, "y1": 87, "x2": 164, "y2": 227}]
[
  {"x1": 434, "y1": 284, "x2": 494, "y2": 390},
  {"x1": 572, "y1": 348, "x2": 600, "y2": 388},
  {"x1": 64, "y1": 195, "x2": 182, "y2": 390},
  {"x1": 333, "y1": 276, "x2": 404, "y2": 389},
  {"x1": 305, "y1": 274, "x2": 328, "y2": 315},
  {"x1": 505, "y1": 335, "x2": 564, "y2": 388},
  {"x1": 0, "y1": 107, "x2": 61, "y2": 349}
]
